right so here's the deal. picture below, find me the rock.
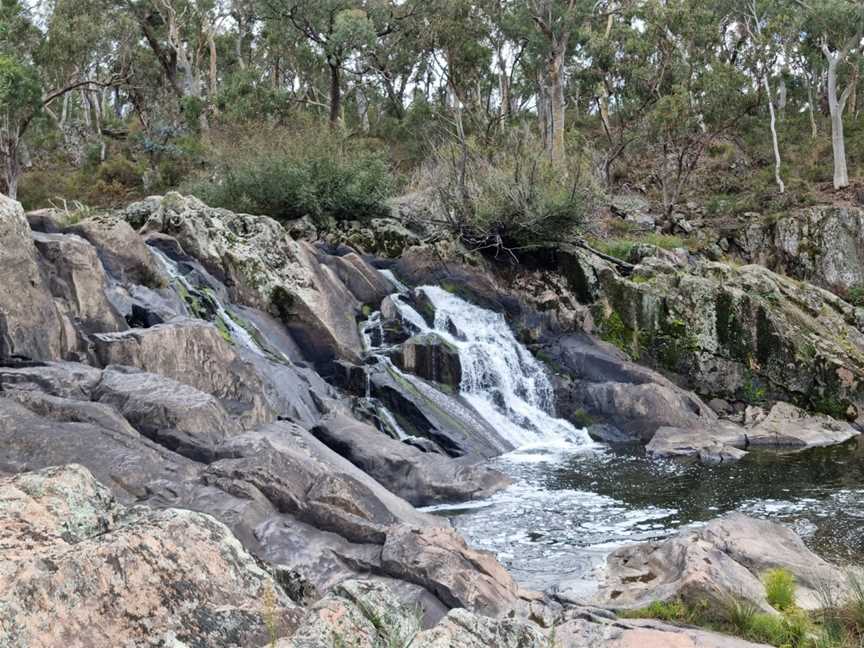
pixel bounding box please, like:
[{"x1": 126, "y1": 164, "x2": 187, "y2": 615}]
[
  {"x1": 646, "y1": 422, "x2": 748, "y2": 463},
  {"x1": 0, "y1": 464, "x2": 300, "y2": 647},
  {"x1": 369, "y1": 362, "x2": 512, "y2": 460},
  {"x1": 743, "y1": 206, "x2": 864, "y2": 296},
  {"x1": 0, "y1": 396, "x2": 200, "y2": 501},
  {"x1": 396, "y1": 332, "x2": 463, "y2": 388},
  {"x1": 94, "y1": 367, "x2": 240, "y2": 462},
  {"x1": 92, "y1": 319, "x2": 274, "y2": 425},
  {"x1": 331, "y1": 216, "x2": 422, "y2": 258},
  {"x1": 593, "y1": 513, "x2": 849, "y2": 613},
  {"x1": 310, "y1": 412, "x2": 510, "y2": 506},
  {"x1": 747, "y1": 401, "x2": 860, "y2": 448},
  {"x1": 381, "y1": 524, "x2": 536, "y2": 617},
  {"x1": 592, "y1": 256, "x2": 864, "y2": 422},
  {"x1": 125, "y1": 193, "x2": 366, "y2": 362},
  {"x1": 611, "y1": 193, "x2": 657, "y2": 231},
  {"x1": 32, "y1": 231, "x2": 128, "y2": 338},
  {"x1": 4, "y1": 388, "x2": 139, "y2": 438},
  {"x1": 554, "y1": 610, "x2": 772, "y2": 648},
  {"x1": 0, "y1": 360, "x2": 103, "y2": 399},
  {"x1": 647, "y1": 401, "x2": 860, "y2": 463},
  {"x1": 316, "y1": 247, "x2": 396, "y2": 305},
  {"x1": 67, "y1": 213, "x2": 164, "y2": 287},
  {"x1": 548, "y1": 335, "x2": 720, "y2": 442},
  {"x1": 413, "y1": 608, "x2": 547, "y2": 647},
  {"x1": 0, "y1": 195, "x2": 65, "y2": 360}
]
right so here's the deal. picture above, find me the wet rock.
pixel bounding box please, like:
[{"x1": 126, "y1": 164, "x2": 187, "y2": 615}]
[
  {"x1": 0, "y1": 464, "x2": 299, "y2": 647},
  {"x1": 593, "y1": 513, "x2": 849, "y2": 613},
  {"x1": 67, "y1": 213, "x2": 164, "y2": 287},
  {"x1": 94, "y1": 367, "x2": 240, "y2": 462},
  {"x1": 311, "y1": 412, "x2": 510, "y2": 506},
  {"x1": 0, "y1": 195, "x2": 65, "y2": 360},
  {"x1": 381, "y1": 524, "x2": 537, "y2": 617},
  {"x1": 396, "y1": 332, "x2": 463, "y2": 388},
  {"x1": 316, "y1": 247, "x2": 396, "y2": 305},
  {"x1": 646, "y1": 423, "x2": 747, "y2": 463},
  {"x1": 32, "y1": 231, "x2": 128, "y2": 336},
  {"x1": 369, "y1": 363, "x2": 512, "y2": 460},
  {"x1": 92, "y1": 319, "x2": 274, "y2": 426}
]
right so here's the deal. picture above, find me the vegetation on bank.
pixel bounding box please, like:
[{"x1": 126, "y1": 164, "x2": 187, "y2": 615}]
[
  {"x1": 622, "y1": 568, "x2": 864, "y2": 648},
  {"x1": 6, "y1": 0, "x2": 864, "y2": 261}
]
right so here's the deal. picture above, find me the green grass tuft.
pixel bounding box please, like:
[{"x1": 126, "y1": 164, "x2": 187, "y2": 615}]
[{"x1": 765, "y1": 568, "x2": 797, "y2": 611}]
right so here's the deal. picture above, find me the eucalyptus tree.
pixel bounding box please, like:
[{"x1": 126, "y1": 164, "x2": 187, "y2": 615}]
[{"x1": 806, "y1": 0, "x2": 864, "y2": 189}]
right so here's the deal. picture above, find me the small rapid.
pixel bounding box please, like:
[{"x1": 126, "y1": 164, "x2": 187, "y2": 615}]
[{"x1": 383, "y1": 286, "x2": 593, "y2": 450}]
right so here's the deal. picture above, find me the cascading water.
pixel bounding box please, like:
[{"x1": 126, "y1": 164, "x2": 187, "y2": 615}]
[{"x1": 385, "y1": 286, "x2": 593, "y2": 450}]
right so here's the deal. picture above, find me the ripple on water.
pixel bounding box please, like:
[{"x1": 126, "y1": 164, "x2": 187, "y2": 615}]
[{"x1": 439, "y1": 440, "x2": 864, "y2": 593}]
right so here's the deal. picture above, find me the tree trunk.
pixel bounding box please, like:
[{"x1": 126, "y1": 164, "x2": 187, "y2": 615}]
[
  {"x1": 4, "y1": 141, "x2": 20, "y2": 200},
  {"x1": 546, "y1": 48, "x2": 566, "y2": 161},
  {"x1": 827, "y1": 56, "x2": 850, "y2": 189},
  {"x1": 764, "y1": 75, "x2": 785, "y2": 193},
  {"x1": 805, "y1": 74, "x2": 818, "y2": 138},
  {"x1": 328, "y1": 62, "x2": 341, "y2": 126}
]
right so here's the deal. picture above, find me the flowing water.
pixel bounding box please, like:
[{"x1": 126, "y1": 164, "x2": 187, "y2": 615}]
[{"x1": 372, "y1": 284, "x2": 864, "y2": 596}]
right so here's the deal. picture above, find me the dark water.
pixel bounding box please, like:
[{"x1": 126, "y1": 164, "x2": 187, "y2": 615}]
[{"x1": 436, "y1": 437, "x2": 864, "y2": 595}]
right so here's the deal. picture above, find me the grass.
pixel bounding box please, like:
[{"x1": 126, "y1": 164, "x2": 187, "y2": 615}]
[
  {"x1": 592, "y1": 233, "x2": 686, "y2": 262},
  {"x1": 622, "y1": 568, "x2": 864, "y2": 648}
]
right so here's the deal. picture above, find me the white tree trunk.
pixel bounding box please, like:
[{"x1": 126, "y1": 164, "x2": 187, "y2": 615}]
[
  {"x1": 764, "y1": 75, "x2": 785, "y2": 193},
  {"x1": 826, "y1": 56, "x2": 850, "y2": 189}
]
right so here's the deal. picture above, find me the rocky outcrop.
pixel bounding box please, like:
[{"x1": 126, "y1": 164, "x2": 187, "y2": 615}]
[
  {"x1": 584, "y1": 251, "x2": 864, "y2": 422},
  {"x1": 93, "y1": 319, "x2": 275, "y2": 425},
  {"x1": 123, "y1": 193, "x2": 371, "y2": 362},
  {"x1": 740, "y1": 206, "x2": 864, "y2": 297},
  {"x1": 310, "y1": 412, "x2": 509, "y2": 506},
  {"x1": 647, "y1": 401, "x2": 859, "y2": 463},
  {"x1": 592, "y1": 513, "x2": 849, "y2": 613},
  {"x1": 0, "y1": 195, "x2": 65, "y2": 360},
  {"x1": 0, "y1": 464, "x2": 300, "y2": 647}
]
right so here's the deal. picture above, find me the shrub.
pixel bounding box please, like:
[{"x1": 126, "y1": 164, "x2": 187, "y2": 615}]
[
  {"x1": 414, "y1": 127, "x2": 602, "y2": 255},
  {"x1": 765, "y1": 569, "x2": 797, "y2": 611},
  {"x1": 184, "y1": 122, "x2": 394, "y2": 224}
]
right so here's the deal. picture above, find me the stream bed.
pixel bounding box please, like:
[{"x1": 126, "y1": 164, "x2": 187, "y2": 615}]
[{"x1": 438, "y1": 439, "x2": 864, "y2": 596}]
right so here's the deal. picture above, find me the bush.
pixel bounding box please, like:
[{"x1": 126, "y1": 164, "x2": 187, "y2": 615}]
[
  {"x1": 765, "y1": 569, "x2": 797, "y2": 611},
  {"x1": 415, "y1": 127, "x2": 602, "y2": 255},
  {"x1": 184, "y1": 122, "x2": 395, "y2": 224}
]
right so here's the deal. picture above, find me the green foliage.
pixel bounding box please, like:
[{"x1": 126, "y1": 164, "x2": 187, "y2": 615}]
[
  {"x1": 185, "y1": 123, "x2": 394, "y2": 224},
  {"x1": 0, "y1": 54, "x2": 41, "y2": 124},
  {"x1": 765, "y1": 569, "x2": 797, "y2": 611}
]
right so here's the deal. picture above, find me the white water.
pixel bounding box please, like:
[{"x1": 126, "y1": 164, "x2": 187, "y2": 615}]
[{"x1": 384, "y1": 286, "x2": 593, "y2": 450}]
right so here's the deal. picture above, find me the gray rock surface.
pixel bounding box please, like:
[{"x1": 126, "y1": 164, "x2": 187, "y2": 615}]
[
  {"x1": 593, "y1": 513, "x2": 849, "y2": 613},
  {"x1": 311, "y1": 412, "x2": 510, "y2": 506},
  {"x1": 396, "y1": 332, "x2": 463, "y2": 388},
  {"x1": 0, "y1": 195, "x2": 65, "y2": 360}
]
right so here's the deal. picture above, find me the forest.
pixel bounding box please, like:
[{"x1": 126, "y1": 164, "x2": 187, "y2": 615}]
[{"x1": 4, "y1": 0, "x2": 864, "y2": 254}]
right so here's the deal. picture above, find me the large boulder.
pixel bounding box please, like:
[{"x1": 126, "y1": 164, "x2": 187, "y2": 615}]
[
  {"x1": 67, "y1": 213, "x2": 164, "y2": 287},
  {"x1": 310, "y1": 412, "x2": 509, "y2": 506},
  {"x1": 0, "y1": 195, "x2": 65, "y2": 360},
  {"x1": 742, "y1": 206, "x2": 864, "y2": 296},
  {"x1": 92, "y1": 319, "x2": 274, "y2": 425},
  {"x1": 0, "y1": 464, "x2": 299, "y2": 647},
  {"x1": 396, "y1": 332, "x2": 463, "y2": 388},
  {"x1": 123, "y1": 193, "x2": 368, "y2": 362},
  {"x1": 592, "y1": 513, "x2": 849, "y2": 613}
]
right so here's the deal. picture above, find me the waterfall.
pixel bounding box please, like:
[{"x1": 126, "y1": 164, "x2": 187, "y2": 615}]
[{"x1": 386, "y1": 287, "x2": 593, "y2": 450}]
